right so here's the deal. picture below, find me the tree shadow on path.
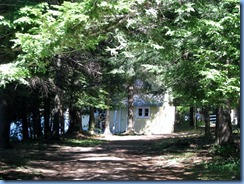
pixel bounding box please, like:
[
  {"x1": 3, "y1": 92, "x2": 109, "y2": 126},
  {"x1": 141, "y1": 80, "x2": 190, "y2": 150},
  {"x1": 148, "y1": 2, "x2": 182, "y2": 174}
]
[{"x1": 0, "y1": 133, "x2": 230, "y2": 180}]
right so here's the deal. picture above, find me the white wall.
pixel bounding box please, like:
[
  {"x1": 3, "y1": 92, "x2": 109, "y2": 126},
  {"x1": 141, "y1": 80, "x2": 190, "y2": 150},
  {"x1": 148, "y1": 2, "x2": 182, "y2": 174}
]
[
  {"x1": 82, "y1": 115, "x2": 89, "y2": 131},
  {"x1": 110, "y1": 92, "x2": 176, "y2": 134}
]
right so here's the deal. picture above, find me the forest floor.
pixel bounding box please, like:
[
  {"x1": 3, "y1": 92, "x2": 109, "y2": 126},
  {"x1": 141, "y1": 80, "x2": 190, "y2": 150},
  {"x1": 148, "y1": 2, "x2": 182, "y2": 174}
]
[{"x1": 0, "y1": 131, "x2": 240, "y2": 181}]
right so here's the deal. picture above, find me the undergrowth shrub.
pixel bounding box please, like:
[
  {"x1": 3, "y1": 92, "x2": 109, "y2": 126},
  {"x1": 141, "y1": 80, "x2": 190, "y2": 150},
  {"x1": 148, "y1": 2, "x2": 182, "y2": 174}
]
[
  {"x1": 209, "y1": 143, "x2": 240, "y2": 157},
  {"x1": 205, "y1": 143, "x2": 240, "y2": 180}
]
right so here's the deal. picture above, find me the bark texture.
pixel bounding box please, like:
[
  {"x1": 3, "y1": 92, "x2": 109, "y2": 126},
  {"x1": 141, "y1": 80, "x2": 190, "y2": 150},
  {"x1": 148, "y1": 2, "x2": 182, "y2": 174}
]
[
  {"x1": 125, "y1": 85, "x2": 136, "y2": 135},
  {"x1": 216, "y1": 105, "x2": 233, "y2": 145},
  {"x1": 0, "y1": 89, "x2": 11, "y2": 149},
  {"x1": 202, "y1": 106, "x2": 211, "y2": 138}
]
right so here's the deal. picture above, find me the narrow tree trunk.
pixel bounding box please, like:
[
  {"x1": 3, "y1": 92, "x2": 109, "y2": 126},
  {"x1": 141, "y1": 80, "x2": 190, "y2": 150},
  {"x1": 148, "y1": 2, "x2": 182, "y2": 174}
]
[
  {"x1": 0, "y1": 89, "x2": 11, "y2": 149},
  {"x1": 21, "y1": 100, "x2": 29, "y2": 140},
  {"x1": 52, "y1": 93, "x2": 63, "y2": 140},
  {"x1": 52, "y1": 55, "x2": 64, "y2": 140},
  {"x1": 33, "y1": 106, "x2": 42, "y2": 139},
  {"x1": 189, "y1": 107, "x2": 194, "y2": 127},
  {"x1": 202, "y1": 106, "x2": 211, "y2": 138},
  {"x1": 102, "y1": 87, "x2": 112, "y2": 136},
  {"x1": 237, "y1": 100, "x2": 240, "y2": 129},
  {"x1": 174, "y1": 106, "x2": 179, "y2": 123},
  {"x1": 125, "y1": 85, "x2": 135, "y2": 134},
  {"x1": 44, "y1": 97, "x2": 51, "y2": 139},
  {"x1": 60, "y1": 109, "x2": 65, "y2": 135},
  {"x1": 103, "y1": 101, "x2": 112, "y2": 136},
  {"x1": 52, "y1": 110, "x2": 59, "y2": 140},
  {"x1": 216, "y1": 105, "x2": 233, "y2": 145},
  {"x1": 215, "y1": 107, "x2": 218, "y2": 139},
  {"x1": 29, "y1": 117, "x2": 34, "y2": 139},
  {"x1": 88, "y1": 107, "x2": 95, "y2": 134}
]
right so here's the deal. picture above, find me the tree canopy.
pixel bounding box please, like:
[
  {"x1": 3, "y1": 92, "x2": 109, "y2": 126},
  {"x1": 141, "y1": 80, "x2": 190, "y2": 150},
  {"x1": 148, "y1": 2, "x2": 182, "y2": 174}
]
[{"x1": 0, "y1": 0, "x2": 240, "y2": 146}]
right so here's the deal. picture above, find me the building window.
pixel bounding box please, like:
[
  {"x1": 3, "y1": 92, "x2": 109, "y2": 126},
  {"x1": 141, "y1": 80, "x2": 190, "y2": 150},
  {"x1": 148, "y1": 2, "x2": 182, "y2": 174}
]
[{"x1": 137, "y1": 107, "x2": 150, "y2": 118}]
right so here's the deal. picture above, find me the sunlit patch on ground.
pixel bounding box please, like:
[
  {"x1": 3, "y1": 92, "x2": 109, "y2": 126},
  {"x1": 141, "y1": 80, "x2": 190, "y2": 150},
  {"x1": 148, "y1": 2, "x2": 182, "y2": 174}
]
[{"x1": 0, "y1": 133, "x2": 240, "y2": 180}]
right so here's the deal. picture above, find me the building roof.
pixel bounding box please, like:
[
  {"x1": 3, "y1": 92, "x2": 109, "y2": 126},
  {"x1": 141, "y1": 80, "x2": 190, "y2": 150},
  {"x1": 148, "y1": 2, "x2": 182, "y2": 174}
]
[{"x1": 121, "y1": 94, "x2": 164, "y2": 107}]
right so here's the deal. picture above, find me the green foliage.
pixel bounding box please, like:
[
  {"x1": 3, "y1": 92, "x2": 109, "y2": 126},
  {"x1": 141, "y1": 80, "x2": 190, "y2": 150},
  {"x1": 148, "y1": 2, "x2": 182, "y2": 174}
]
[
  {"x1": 206, "y1": 143, "x2": 240, "y2": 179},
  {"x1": 0, "y1": 15, "x2": 12, "y2": 28},
  {"x1": 0, "y1": 0, "x2": 135, "y2": 110},
  {"x1": 1, "y1": 0, "x2": 133, "y2": 90},
  {"x1": 77, "y1": 89, "x2": 109, "y2": 109},
  {"x1": 12, "y1": 0, "x2": 133, "y2": 64},
  {"x1": 162, "y1": 0, "x2": 240, "y2": 107},
  {"x1": 203, "y1": 157, "x2": 240, "y2": 180},
  {"x1": 209, "y1": 143, "x2": 240, "y2": 157},
  {"x1": 0, "y1": 63, "x2": 30, "y2": 87},
  {"x1": 1, "y1": 0, "x2": 240, "y2": 104},
  {"x1": 0, "y1": 0, "x2": 240, "y2": 148}
]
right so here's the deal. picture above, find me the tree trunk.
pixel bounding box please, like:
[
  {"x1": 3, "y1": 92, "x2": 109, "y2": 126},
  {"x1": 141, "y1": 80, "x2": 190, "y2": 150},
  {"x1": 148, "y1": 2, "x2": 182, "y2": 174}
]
[
  {"x1": 103, "y1": 88, "x2": 112, "y2": 136},
  {"x1": 202, "y1": 106, "x2": 211, "y2": 138},
  {"x1": 21, "y1": 100, "x2": 29, "y2": 140},
  {"x1": 125, "y1": 85, "x2": 135, "y2": 134},
  {"x1": 44, "y1": 97, "x2": 51, "y2": 139},
  {"x1": 0, "y1": 89, "x2": 11, "y2": 149},
  {"x1": 29, "y1": 118, "x2": 34, "y2": 139},
  {"x1": 60, "y1": 109, "x2": 65, "y2": 135},
  {"x1": 103, "y1": 107, "x2": 112, "y2": 136},
  {"x1": 216, "y1": 105, "x2": 233, "y2": 145},
  {"x1": 88, "y1": 107, "x2": 95, "y2": 134},
  {"x1": 33, "y1": 106, "x2": 42, "y2": 139},
  {"x1": 52, "y1": 93, "x2": 62, "y2": 140},
  {"x1": 237, "y1": 100, "x2": 240, "y2": 129},
  {"x1": 67, "y1": 107, "x2": 82, "y2": 134},
  {"x1": 174, "y1": 106, "x2": 180, "y2": 124},
  {"x1": 52, "y1": 55, "x2": 64, "y2": 140},
  {"x1": 189, "y1": 107, "x2": 194, "y2": 126},
  {"x1": 52, "y1": 110, "x2": 60, "y2": 140}
]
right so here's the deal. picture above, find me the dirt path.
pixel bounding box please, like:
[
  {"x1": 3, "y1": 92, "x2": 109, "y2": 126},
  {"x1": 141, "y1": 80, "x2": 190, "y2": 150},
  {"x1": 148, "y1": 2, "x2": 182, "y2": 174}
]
[{"x1": 0, "y1": 133, "x2": 212, "y2": 180}]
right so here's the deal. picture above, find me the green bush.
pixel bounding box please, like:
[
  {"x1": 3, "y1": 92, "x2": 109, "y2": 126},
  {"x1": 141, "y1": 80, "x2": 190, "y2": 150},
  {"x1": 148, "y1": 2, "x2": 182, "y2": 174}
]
[
  {"x1": 209, "y1": 143, "x2": 239, "y2": 157},
  {"x1": 204, "y1": 143, "x2": 240, "y2": 179},
  {"x1": 204, "y1": 157, "x2": 240, "y2": 179}
]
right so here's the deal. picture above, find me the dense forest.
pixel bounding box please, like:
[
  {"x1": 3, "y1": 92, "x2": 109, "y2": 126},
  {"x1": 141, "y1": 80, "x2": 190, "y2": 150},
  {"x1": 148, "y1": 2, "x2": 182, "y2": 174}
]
[{"x1": 0, "y1": 0, "x2": 240, "y2": 150}]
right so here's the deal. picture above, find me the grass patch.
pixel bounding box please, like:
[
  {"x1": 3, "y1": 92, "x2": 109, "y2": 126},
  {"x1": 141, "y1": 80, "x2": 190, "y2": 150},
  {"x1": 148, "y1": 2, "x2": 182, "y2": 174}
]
[
  {"x1": 61, "y1": 138, "x2": 106, "y2": 147},
  {"x1": 10, "y1": 137, "x2": 106, "y2": 149},
  {"x1": 199, "y1": 157, "x2": 240, "y2": 180}
]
